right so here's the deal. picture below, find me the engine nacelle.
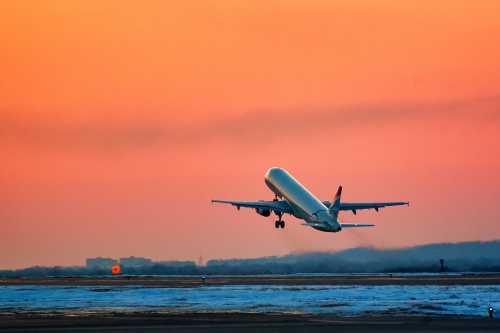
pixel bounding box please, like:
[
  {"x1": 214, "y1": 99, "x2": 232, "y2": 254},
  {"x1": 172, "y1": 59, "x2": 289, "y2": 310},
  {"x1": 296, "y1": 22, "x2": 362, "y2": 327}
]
[{"x1": 255, "y1": 208, "x2": 271, "y2": 217}]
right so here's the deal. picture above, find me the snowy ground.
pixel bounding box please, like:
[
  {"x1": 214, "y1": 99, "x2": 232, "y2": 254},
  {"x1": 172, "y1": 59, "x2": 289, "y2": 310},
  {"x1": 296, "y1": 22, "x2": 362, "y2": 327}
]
[{"x1": 1, "y1": 283, "x2": 498, "y2": 317}]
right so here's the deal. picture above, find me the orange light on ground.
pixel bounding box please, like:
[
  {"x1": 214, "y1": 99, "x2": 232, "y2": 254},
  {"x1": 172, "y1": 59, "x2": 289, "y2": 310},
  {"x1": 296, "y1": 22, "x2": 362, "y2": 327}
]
[{"x1": 111, "y1": 265, "x2": 121, "y2": 275}]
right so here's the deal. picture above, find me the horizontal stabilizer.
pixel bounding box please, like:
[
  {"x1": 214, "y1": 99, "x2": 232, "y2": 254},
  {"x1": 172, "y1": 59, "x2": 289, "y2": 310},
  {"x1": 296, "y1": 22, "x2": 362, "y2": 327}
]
[
  {"x1": 340, "y1": 223, "x2": 375, "y2": 228},
  {"x1": 301, "y1": 223, "x2": 329, "y2": 228}
]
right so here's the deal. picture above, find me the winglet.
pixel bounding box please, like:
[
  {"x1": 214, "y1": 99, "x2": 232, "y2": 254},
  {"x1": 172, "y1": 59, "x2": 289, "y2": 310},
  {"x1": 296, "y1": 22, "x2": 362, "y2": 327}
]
[{"x1": 328, "y1": 185, "x2": 342, "y2": 220}]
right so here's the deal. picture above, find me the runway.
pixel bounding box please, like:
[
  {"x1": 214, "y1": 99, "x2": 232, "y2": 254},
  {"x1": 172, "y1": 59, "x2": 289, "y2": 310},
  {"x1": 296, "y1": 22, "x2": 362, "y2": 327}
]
[
  {"x1": 1, "y1": 313, "x2": 499, "y2": 333},
  {"x1": 2, "y1": 273, "x2": 499, "y2": 286},
  {"x1": 1, "y1": 274, "x2": 499, "y2": 332}
]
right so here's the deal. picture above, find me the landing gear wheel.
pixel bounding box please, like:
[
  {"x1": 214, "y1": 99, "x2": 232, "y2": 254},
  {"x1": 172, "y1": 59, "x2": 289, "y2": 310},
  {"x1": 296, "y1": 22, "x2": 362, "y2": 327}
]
[{"x1": 274, "y1": 211, "x2": 284, "y2": 229}]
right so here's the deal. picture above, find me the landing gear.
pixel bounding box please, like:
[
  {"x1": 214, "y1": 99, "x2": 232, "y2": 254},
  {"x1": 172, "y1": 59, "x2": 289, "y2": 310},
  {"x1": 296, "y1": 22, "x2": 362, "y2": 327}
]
[
  {"x1": 273, "y1": 197, "x2": 285, "y2": 229},
  {"x1": 275, "y1": 220, "x2": 285, "y2": 228},
  {"x1": 275, "y1": 211, "x2": 285, "y2": 229}
]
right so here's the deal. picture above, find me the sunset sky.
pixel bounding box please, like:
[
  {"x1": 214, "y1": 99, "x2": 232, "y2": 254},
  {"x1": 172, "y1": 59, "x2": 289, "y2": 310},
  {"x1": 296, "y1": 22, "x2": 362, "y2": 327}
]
[{"x1": 1, "y1": 1, "x2": 499, "y2": 269}]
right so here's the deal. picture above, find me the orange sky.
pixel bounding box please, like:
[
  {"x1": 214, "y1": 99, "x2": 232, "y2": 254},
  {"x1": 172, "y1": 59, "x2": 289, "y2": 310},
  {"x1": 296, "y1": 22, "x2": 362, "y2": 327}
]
[{"x1": 1, "y1": 1, "x2": 499, "y2": 269}]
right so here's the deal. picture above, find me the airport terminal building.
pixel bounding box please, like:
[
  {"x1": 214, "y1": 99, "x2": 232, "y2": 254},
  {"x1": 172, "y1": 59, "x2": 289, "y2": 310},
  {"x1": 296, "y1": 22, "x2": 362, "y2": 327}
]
[{"x1": 86, "y1": 257, "x2": 118, "y2": 269}]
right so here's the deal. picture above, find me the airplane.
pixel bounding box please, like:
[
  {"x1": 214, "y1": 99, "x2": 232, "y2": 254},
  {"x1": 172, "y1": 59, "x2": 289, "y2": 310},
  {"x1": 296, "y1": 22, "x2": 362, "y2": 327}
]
[{"x1": 212, "y1": 167, "x2": 408, "y2": 233}]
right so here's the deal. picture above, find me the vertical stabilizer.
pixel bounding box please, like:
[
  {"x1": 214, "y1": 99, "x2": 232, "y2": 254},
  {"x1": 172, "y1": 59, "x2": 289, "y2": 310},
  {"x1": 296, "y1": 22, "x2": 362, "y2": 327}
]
[{"x1": 328, "y1": 186, "x2": 342, "y2": 220}]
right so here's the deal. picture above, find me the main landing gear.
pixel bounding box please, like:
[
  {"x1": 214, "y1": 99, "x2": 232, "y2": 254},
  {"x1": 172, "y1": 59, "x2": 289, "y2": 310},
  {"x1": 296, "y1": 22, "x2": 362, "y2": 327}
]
[
  {"x1": 273, "y1": 195, "x2": 285, "y2": 229},
  {"x1": 275, "y1": 212, "x2": 285, "y2": 229}
]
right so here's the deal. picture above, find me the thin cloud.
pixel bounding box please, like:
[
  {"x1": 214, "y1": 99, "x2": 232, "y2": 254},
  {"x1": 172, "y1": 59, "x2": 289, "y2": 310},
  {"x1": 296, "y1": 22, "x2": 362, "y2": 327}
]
[{"x1": 1, "y1": 96, "x2": 498, "y2": 152}]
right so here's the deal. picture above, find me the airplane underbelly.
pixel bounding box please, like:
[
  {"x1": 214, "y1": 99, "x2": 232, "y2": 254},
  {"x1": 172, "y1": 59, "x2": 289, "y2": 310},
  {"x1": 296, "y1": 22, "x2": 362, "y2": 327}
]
[
  {"x1": 266, "y1": 169, "x2": 328, "y2": 221},
  {"x1": 287, "y1": 200, "x2": 314, "y2": 221},
  {"x1": 313, "y1": 226, "x2": 332, "y2": 232}
]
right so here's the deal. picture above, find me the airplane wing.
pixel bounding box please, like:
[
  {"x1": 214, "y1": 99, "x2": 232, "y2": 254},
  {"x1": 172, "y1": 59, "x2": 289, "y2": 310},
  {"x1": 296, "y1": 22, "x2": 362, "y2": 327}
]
[
  {"x1": 322, "y1": 201, "x2": 409, "y2": 214},
  {"x1": 211, "y1": 199, "x2": 294, "y2": 215}
]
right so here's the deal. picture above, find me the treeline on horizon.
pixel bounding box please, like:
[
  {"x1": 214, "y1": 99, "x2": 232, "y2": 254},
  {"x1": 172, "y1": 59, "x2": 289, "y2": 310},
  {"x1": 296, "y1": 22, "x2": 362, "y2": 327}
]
[{"x1": 1, "y1": 241, "x2": 499, "y2": 277}]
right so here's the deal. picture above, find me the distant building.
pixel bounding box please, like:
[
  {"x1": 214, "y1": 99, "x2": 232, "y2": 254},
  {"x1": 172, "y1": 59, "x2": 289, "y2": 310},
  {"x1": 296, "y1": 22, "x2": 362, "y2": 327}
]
[
  {"x1": 155, "y1": 261, "x2": 197, "y2": 268},
  {"x1": 86, "y1": 257, "x2": 118, "y2": 269},
  {"x1": 86, "y1": 256, "x2": 194, "y2": 269},
  {"x1": 119, "y1": 256, "x2": 153, "y2": 267}
]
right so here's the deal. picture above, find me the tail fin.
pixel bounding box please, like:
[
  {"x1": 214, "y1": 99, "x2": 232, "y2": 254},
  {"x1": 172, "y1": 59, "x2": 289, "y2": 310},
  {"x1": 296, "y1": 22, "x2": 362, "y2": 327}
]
[{"x1": 328, "y1": 186, "x2": 342, "y2": 220}]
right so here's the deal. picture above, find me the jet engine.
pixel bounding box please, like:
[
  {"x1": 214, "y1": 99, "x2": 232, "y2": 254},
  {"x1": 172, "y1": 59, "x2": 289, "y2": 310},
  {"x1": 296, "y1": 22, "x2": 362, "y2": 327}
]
[
  {"x1": 255, "y1": 208, "x2": 271, "y2": 217},
  {"x1": 255, "y1": 200, "x2": 271, "y2": 216}
]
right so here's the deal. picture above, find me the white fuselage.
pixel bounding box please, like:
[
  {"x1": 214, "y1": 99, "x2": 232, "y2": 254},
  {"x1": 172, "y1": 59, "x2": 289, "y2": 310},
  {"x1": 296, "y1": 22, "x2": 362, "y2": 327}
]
[{"x1": 264, "y1": 167, "x2": 341, "y2": 232}]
